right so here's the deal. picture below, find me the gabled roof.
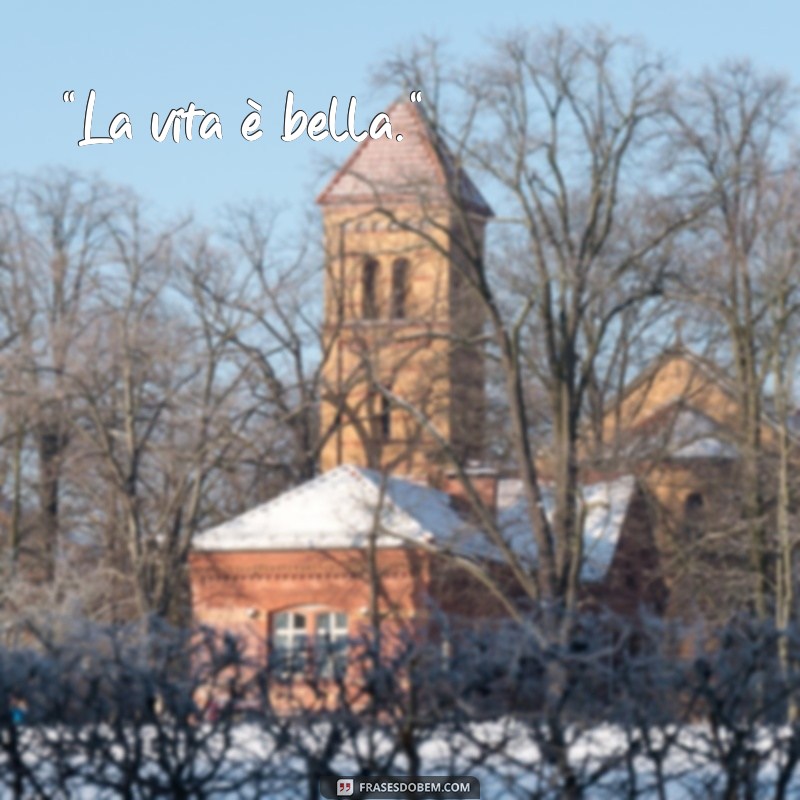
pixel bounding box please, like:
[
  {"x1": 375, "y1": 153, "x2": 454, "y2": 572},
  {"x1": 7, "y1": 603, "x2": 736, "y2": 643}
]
[
  {"x1": 316, "y1": 100, "x2": 493, "y2": 217},
  {"x1": 607, "y1": 403, "x2": 740, "y2": 462},
  {"x1": 601, "y1": 346, "x2": 798, "y2": 458},
  {"x1": 193, "y1": 465, "x2": 474, "y2": 553},
  {"x1": 193, "y1": 465, "x2": 636, "y2": 583},
  {"x1": 612, "y1": 346, "x2": 737, "y2": 420}
]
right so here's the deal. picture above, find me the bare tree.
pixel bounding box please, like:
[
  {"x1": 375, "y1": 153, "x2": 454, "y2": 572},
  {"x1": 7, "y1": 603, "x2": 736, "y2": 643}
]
[
  {"x1": 378, "y1": 28, "x2": 691, "y2": 635},
  {"x1": 756, "y1": 167, "x2": 800, "y2": 709},
  {"x1": 0, "y1": 175, "x2": 335, "y2": 623},
  {"x1": 62, "y1": 199, "x2": 266, "y2": 621},
  {"x1": 668, "y1": 61, "x2": 800, "y2": 619},
  {"x1": 0, "y1": 171, "x2": 114, "y2": 583},
  {"x1": 204, "y1": 203, "x2": 331, "y2": 487}
]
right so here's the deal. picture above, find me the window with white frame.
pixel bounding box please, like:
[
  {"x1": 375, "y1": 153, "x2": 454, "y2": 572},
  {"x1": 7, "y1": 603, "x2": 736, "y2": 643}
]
[
  {"x1": 271, "y1": 608, "x2": 348, "y2": 677},
  {"x1": 272, "y1": 610, "x2": 309, "y2": 674},
  {"x1": 315, "y1": 610, "x2": 349, "y2": 678}
]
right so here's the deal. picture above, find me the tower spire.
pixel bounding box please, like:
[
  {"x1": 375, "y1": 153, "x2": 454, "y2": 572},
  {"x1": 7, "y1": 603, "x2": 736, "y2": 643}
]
[{"x1": 317, "y1": 99, "x2": 491, "y2": 479}]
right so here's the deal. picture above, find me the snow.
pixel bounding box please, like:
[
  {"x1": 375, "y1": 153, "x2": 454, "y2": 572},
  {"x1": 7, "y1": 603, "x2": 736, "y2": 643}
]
[
  {"x1": 8, "y1": 721, "x2": 799, "y2": 799},
  {"x1": 195, "y1": 467, "x2": 636, "y2": 583},
  {"x1": 672, "y1": 436, "x2": 738, "y2": 459},
  {"x1": 620, "y1": 406, "x2": 739, "y2": 461},
  {"x1": 670, "y1": 407, "x2": 718, "y2": 439},
  {"x1": 666, "y1": 408, "x2": 739, "y2": 459},
  {"x1": 497, "y1": 476, "x2": 636, "y2": 581},
  {"x1": 193, "y1": 465, "x2": 472, "y2": 553}
]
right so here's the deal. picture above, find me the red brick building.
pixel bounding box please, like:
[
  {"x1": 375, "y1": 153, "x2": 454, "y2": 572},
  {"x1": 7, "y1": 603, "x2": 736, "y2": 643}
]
[
  {"x1": 190, "y1": 463, "x2": 648, "y2": 670},
  {"x1": 189, "y1": 102, "x2": 748, "y2": 670}
]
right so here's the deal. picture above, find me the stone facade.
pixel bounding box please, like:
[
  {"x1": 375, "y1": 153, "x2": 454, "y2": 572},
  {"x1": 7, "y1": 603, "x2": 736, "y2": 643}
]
[{"x1": 317, "y1": 101, "x2": 491, "y2": 480}]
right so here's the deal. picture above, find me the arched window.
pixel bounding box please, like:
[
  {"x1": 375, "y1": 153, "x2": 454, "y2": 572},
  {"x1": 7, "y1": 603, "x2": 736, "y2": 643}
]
[
  {"x1": 271, "y1": 608, "x2": 348, "y2": 677},
  {"x1": 368, "y1": 389, "x2": 392, "y2": 443},
  {"x1": 683, "y1": 492, "x2": 705, "y2": 539},
  {"x1": 685, "y1": 492, "x2": 704, "y2": 513},
  {"x1": 362, "y1": 258, "x2": 379, "y2": 319},
  {"x1": 390, "y1": 258, "x2": 408, "y2": 319},
  {"x1": 380, "y1": 394, "x2": 391, "y2": 441}
]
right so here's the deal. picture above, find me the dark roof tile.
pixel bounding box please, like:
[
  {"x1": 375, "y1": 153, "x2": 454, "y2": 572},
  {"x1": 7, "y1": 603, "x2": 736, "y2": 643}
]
[{"x1": 317, "y1": 100, "x2": 492, "y2": 217}]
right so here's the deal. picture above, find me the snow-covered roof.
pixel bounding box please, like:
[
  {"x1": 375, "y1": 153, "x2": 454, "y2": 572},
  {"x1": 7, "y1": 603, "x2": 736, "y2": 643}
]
[
  {"x1": 609, "y1": 405, "x2": 740, "y2": 462},
  {"x1": 671, "y1": 436, "x2": 738, "y2": 459},
  {"x1": 496, "y1": 476, "x2": 637, "y2": 582},
  {"x1": 193, "y1": 465, "x2": 474, "y2": 553},
  {"x1": 194, "y1": 466, "x2": 637, "y2": 583},
  {"x1": 657, "y1": 408, "x2": 739, "y2": 460}
]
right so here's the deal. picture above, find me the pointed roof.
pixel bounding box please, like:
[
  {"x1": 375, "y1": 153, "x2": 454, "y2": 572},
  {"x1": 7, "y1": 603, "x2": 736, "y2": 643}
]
[
  {"x1": 597, "y1": 348, "x2": 744, "y2": 460},
  {"x1": 317, "y1": 100, "x2": 493, "y2": 217},
  {"x1": 613, "y1": 346, "x2": 739, "y2": 413},
  {"x1": 193, "y1": 465, "x2": 635, "y2": 583},
  {"x1": 193, "y1": 465, "x2": 475, "y2": 553}
]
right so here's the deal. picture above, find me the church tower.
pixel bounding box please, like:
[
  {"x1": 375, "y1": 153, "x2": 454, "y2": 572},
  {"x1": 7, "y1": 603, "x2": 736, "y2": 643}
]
[{"x1": 317, "y1": 100, "x2": 493, "y2": 479}]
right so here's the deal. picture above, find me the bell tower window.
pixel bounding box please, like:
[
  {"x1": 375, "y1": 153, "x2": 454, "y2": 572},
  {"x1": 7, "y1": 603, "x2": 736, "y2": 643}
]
[
  {"x1": 380, "y1": 394, "x2": 391, "y2": 441},
  {"x1": 362, "y1": 258, "x2": 379, "y2": 319},
  {"x1": 368, "y1": 389, "x2": 392, "y2": 443},
  {"x1": 391, "y1": 258, "x2": 408, "y2": 319}
]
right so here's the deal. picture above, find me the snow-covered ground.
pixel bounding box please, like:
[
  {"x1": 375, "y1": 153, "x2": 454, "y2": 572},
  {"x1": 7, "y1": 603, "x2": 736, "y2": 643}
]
[{"x1": 2, "y1": 720, "x2": 798, "y2": 798}]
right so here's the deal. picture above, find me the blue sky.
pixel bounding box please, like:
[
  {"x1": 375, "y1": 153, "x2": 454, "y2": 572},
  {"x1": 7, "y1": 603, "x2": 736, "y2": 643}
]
[{"x1": 2, "y1": 1, "x2": 798, "y2": 226}]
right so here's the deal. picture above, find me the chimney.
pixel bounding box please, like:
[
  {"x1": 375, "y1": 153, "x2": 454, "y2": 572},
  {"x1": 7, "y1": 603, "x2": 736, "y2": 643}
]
[{"x1": 443, "y1": 462, "x2": 498, "y2": 519}]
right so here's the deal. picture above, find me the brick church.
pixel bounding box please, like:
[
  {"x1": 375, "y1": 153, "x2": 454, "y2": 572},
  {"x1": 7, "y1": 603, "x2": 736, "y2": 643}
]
[{"x1": 189, "y1": 101, "x2": 752, "y2": 668}]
